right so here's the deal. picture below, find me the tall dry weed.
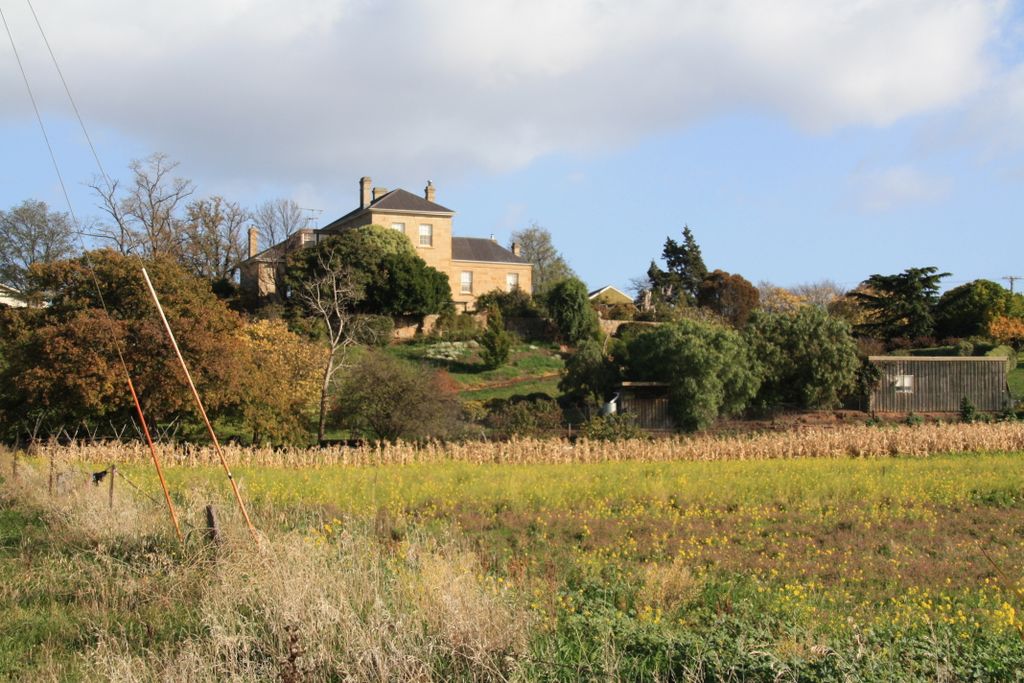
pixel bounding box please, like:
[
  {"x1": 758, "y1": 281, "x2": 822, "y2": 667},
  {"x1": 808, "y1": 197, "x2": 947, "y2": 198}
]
[
  {"x1": 2, "y1": 456, "x2": 530, "y2": 682},
  {"x1": 39, "y1": 421, "x2": 1024, "y2": 468}
]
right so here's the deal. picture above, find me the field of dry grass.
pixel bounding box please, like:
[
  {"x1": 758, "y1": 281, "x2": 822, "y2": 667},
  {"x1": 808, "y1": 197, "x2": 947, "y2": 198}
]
[{"x1": 32, "y1": 420, "x2": 1024, "y2": 467}]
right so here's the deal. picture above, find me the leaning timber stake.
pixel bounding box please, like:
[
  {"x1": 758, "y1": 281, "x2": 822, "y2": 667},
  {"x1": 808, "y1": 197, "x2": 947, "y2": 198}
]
[{"x1": 141, "y1": 268, "x2": 259, "y2": 543}]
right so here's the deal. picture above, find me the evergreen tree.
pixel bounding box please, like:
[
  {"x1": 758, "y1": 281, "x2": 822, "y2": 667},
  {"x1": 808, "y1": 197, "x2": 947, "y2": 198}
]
[
  {"x1": 851, "y1": 266, "x2": 949, "y2": 342},
  {"x1": 479, "y1": 304, "x2": 512, "y2": 368},
  {"x1": 646, "y1": 225, "x2": 708, "y2": 306}
]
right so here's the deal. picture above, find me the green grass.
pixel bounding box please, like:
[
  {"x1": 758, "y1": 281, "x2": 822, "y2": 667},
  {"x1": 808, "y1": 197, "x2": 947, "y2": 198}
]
[
  {"x1": 387, "y1": 340, "x2": 565, "y2": 391},
  {"x1": 460, "y1": 377, "x2": 562, "y2": 402},
  {"x1": 1009, "y1": 365, "x2": 1024, "y2": 400},
  {"x1": 8, "y1": 451, "x2": 1024, "y2": 680}
]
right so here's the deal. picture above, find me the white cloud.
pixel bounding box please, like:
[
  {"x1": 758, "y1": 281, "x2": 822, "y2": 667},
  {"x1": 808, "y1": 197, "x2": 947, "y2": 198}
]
[
  {"x1": 0, "y1": 0, "x2": 1008, "y2": 191},
  {"x1": 848, "y1": 165, "x2": 952, "y2": 212}
]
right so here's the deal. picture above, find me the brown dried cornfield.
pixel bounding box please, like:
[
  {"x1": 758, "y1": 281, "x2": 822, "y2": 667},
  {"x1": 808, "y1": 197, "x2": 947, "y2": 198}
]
[{"x1": 37, "y1": 421, "x2": 1024, "y2": 468}]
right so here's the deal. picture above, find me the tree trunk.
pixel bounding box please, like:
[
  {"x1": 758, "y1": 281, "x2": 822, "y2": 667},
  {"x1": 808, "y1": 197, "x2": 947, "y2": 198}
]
[{"x1": 317, "y1": 352, "x2": 335, "y2": 442}]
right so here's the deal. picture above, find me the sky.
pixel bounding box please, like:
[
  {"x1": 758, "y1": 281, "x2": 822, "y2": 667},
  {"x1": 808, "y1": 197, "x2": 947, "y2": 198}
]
[{"x1": 2, "y1": 0, "x2": 1023, "y2": 294}]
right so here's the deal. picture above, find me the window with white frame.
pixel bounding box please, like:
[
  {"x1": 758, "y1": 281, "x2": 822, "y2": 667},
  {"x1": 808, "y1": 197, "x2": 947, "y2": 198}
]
[
  {"x1": 419, "y1": 223, "x2": 433, "y2": 247},
  {"x1": 392, "y1": 222, "x2": 405, "y2": 232},
  {"x1": 506, "y1": 272, "x2": 519, "y2": 291},
  {"x1": 460, "y1": 271, "x2": 473, "y2": 294},
  {"x1": 894, "y1": 374, "x2": 914, "y2": 394}
]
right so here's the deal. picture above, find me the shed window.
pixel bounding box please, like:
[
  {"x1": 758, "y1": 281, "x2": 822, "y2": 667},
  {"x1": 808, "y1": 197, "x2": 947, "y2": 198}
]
[
  {"x1": 419, "y1": 224, "x2": 433, "y2": 247},
  {"x1": 894, "y1": 374, "x2": 914, "y2": 394},
  {"x1": 460, "y1": 271, "x2": 473, "y2": 294}
]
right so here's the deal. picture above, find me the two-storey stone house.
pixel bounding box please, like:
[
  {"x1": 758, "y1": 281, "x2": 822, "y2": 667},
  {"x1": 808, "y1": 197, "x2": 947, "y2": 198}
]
[{"x1": 239, "y1": 177, "x2": 532, "y2": 310}]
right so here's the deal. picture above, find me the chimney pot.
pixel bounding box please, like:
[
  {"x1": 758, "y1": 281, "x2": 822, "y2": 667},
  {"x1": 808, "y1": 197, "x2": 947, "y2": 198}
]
[
  {"x1": 248, "y1": 227, "x2": 259, "y2": 259},
  {"x1": 372, "y1": 187, "x2": 388, "y2": 201},
  {"x1": 424, "y1": 180, "x2": 436, "y2": 203},
  {"x1": 490, "y1": 233, "x2": 496, "y2": 242},
  {"x1": 511, "y1": 242, "x2": 520, "y2": 257},
  {"x1": 359, "y1": 176, "x2": 372, "y2": 208}
]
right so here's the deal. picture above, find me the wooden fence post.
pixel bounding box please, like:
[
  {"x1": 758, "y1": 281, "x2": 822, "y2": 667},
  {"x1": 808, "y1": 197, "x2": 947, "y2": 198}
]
[
  {"x1": 108, "y1": 465, "x2": 116, "y2": 510},
  {"x1": 11, "y1": 453, "x2": 17, "y2": 482},
  {"x1": 205, "y1": 504, "x2": 221, "y2": 545},
  {"x1": 48, "y1": 451, "x2": 54, "y2": 496}
]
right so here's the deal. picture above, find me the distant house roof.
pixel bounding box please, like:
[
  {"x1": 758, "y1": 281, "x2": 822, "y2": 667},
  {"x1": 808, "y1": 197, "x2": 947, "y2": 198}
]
[
  {"x1": 589, "y1": 285, "x2": 633, "y2": 305},
  {"x1": 451, "y1": 237, "x2": 528, "y2": 264},
  {"x1": 322, "y1": 189, "x2": 453, "y2": 233}
]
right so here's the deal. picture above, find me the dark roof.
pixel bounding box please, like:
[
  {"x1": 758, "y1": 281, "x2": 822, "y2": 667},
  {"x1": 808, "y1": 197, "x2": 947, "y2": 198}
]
[
  {"x1": 451, "y1": 237, "x2": 528, "y2": 264},
  {"x1": 321, "y1": 188, "x2": 453, "y2": 233},
  {"x1": 372, "y1": 188, "x2": 453, "y2": 214}
]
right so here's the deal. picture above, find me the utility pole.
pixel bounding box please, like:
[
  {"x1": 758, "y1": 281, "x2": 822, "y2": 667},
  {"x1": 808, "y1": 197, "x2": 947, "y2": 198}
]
[{"x1": 1003, "y1": 276, "x2": 1023, "y2": 294}]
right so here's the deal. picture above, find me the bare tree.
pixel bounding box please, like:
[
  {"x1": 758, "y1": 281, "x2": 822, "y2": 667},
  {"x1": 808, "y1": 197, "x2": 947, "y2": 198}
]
[
  {"x1": 509, "y1": 223, "x2": 575, "y2": 295},
  {"x1": 792, "y1": 280, "x2": 844, "y2": 309},
  {"x1": 0, "y1": 199, "x2": 77, "y2": 291},
  {"x1": 180, "y1": 196, "x2": 250, "y2": 281},
  {"x1": 251, "y1": 198, "x2": 306, "y2": 247},
  {"x1": 90, "y1": 152, "x2": 195, "y2": 257},
  {"x1": 292, "y1": 241, "x2": 366, "y2": 441}
]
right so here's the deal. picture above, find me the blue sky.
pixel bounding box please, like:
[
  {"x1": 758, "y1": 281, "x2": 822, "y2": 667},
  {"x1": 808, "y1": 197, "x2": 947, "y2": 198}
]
[{"x1": 2, "y1": 0, "x2": 1023, "y2": 294}]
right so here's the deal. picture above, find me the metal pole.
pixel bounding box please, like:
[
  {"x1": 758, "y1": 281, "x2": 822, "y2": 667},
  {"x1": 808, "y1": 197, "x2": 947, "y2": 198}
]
[{"x1": 141, "y1": 268, "x2": 259, "y2": 542}]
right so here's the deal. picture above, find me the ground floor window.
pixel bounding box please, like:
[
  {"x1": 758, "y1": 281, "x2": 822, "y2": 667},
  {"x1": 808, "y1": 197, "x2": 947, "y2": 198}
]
[{"x1": 460, "y1": 271, "x2": 473, "y2": 294}]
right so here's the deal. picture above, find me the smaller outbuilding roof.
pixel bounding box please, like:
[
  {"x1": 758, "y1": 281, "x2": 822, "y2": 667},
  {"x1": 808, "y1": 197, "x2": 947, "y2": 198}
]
[{"x1": 452, "y1": 237, "x2": 528, "y2": 264}]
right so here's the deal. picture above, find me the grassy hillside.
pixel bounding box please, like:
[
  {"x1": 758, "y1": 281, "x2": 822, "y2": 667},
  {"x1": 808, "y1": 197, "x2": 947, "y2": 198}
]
[{"x1": 386, "y1": 339, "x2": 565, "y2": 399}]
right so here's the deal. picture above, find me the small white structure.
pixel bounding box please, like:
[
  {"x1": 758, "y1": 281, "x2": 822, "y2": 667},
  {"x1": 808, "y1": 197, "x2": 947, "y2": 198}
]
[{"x1": 0, "y1": 284, "x2": 27, "y2": 308}]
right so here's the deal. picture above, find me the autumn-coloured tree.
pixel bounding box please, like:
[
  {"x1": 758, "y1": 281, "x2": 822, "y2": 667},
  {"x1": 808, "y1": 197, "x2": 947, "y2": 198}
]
[
  {"x1": 757, "y1": 282, "x2": 806, "y2": 314},
  {"x1": 0, "y1": 249, "x2": 246, "y2": 433},
  {"x1": 696, "y1": 270, "x2": 760, "y2": 328},
  {"x1": 236, "y1": 319, "x2": 321, "y2": 444},
  {"x1": 989, "y1": 316, "x2": 1024, "y2": 350}
]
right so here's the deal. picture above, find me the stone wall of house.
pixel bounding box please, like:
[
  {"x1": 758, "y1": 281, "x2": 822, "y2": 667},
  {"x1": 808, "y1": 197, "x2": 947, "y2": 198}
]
[
  {"x1": 450, "y1": 260, "x2": 533, "y2": 310},
  {"x1": 369, "y1": 211, "x2": 454, "y2": 281}
]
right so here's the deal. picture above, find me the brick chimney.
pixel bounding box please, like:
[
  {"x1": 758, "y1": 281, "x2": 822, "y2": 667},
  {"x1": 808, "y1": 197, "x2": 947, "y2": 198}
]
[
  {"x1": 359, "y1": 176, "x2": 372, "y2": 208},
  {"x1": 511, "y1": 242, "x2": 520, "y2": 257},
  {"x1": 248, "y1": 227, "x2": 259, "y2": 258},
  {"x1": 424, "y1": 180, "x2": 436, "y2": 203},
  {"x1": 372, "y1": 187, "x2": 388, "y2": 201}
]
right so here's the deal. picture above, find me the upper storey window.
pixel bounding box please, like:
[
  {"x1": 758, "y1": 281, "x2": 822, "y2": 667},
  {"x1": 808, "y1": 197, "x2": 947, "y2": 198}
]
[{"x1": 419, "y1": 224, "x2": 433, "y2": 247}]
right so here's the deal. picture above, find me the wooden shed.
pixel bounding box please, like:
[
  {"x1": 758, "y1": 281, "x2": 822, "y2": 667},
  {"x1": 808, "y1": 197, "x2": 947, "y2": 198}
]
[
  {"x1": 868, "y1": 356, "x2": 1010, "y2": 413},
  {"x1": 611, "y1": 382, "x2": 674, "y2": 430}
]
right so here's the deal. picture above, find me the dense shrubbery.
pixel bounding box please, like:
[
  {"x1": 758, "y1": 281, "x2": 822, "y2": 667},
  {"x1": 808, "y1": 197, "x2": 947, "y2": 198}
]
[
  {"x1": 746, "y1": 307, "x2": 859, "y2": 410},
  {"x1": 484, "y1": 394, "x2": 563, "y2": 438},
  {"x1": 625, "y1": 319, "x2": 761, "y2": 431},
  {"x1": 333, "y1": 351, "x2": 462, "y2": 441}
]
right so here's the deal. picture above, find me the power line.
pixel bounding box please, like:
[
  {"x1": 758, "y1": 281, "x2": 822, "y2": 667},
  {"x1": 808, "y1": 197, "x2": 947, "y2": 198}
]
[
  {"x1": 1003, "y1": 276, "x2": 1023, "y2": 294},
  {"x1": 25, "y1": 0, "x2": 111, "y2": 185}
]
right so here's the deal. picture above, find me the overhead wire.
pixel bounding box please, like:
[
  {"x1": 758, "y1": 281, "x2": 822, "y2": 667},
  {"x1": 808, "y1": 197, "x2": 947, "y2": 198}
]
[{"x1": 1, "y1": 2, "x2": 183, "y2": 542}]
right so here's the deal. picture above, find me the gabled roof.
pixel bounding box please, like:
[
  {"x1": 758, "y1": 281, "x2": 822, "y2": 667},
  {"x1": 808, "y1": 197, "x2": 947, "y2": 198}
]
[
  {"x1": 451, "y1": 237, "x2": 528, "y2": 264},
  {"x1": 588, "y1": 285, "x2": 632, "y2": 301},
  {"x1": 321, "y1": 188, "x2": 453, "y2": 233}
]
